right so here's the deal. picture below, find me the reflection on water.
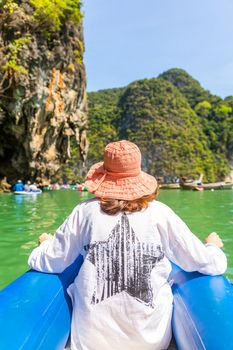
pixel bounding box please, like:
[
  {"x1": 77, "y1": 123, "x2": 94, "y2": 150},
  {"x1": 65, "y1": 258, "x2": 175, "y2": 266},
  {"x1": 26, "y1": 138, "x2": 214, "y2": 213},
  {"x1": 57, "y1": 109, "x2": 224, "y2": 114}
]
[
  {"x1": 0, "y1": 190, "x2": 232, "y2": 289},
  {"x1": 14, "y1": 194, "x2": 39, "y2": 204}
]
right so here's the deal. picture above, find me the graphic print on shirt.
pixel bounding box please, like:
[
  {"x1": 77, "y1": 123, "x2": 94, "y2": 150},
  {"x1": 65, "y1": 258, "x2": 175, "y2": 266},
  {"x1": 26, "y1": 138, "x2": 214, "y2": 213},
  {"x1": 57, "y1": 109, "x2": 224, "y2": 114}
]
[{"x1": 85, "y1": 214, "x2": 164, "y2": 308}]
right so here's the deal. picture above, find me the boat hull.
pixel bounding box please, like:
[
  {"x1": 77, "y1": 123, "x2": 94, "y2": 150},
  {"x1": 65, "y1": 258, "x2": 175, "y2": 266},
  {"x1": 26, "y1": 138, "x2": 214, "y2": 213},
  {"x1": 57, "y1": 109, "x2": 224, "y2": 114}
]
[
  {"x1": 180, "y1": 184, "x2": 204, "y2": 191},
  {"x1": 202, "y1": 182, "x2": 233, "y2": 190},
  {"x1": 160, "y1": 184, "x2": 180, "y2": 189},
  {"x1": 14, "y1": 190, "x2": 42, "y2": 195}
]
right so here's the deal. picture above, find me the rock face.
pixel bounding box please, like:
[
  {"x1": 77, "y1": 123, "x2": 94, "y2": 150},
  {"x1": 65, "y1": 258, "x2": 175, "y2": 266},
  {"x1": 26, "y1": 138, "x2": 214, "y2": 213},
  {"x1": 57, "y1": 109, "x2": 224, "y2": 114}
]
[{"x1": 0, "y1": 0, "x2": 88, "y2": 181}]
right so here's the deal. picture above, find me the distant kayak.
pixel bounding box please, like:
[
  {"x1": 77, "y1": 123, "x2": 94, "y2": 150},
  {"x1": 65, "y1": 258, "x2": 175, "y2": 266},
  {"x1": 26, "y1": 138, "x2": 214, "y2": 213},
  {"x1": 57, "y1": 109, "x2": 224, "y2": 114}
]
[{"x1": 14, "y1": 190, "x2": 42, "y2": 195}]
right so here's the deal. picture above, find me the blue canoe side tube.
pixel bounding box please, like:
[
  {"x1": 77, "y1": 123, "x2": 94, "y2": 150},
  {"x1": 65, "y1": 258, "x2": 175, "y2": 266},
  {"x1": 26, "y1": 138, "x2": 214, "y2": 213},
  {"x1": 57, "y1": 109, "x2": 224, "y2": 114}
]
[
  {"x1": 0, "y1": 258, "x2": 233, "y2": 350},
  {"x1": 0, "y1": 255, "x2": 83, "y2": 350},
  {"x1": 171, "y1": 264, "x2": 233, "y2": 350}
]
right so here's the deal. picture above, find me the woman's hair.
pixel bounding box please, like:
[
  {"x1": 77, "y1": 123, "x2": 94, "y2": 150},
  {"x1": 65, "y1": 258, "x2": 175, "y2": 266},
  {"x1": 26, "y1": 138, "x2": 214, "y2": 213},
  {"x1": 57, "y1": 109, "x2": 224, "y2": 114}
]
[{"x1": 99, "y1": 188, "x2": 159, "y2": 215}]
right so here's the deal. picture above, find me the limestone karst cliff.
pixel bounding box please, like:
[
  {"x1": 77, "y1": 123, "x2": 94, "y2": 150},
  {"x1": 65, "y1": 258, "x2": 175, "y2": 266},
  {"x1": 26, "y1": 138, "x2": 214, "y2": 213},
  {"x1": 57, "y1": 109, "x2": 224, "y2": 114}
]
[{"x1": 0, "y1": 0, "x2": 88, "y2": 181}]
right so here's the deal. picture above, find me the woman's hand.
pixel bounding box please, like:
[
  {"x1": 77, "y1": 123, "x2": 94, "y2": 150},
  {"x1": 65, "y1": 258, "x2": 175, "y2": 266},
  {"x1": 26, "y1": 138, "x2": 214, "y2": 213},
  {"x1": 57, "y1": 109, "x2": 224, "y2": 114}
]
[
  {"x1": 205, "y1": 232, "x2": 224, "y2": 248},
  {"x1": 38, "y1": 233, "x2": 53, "y2": 245}
]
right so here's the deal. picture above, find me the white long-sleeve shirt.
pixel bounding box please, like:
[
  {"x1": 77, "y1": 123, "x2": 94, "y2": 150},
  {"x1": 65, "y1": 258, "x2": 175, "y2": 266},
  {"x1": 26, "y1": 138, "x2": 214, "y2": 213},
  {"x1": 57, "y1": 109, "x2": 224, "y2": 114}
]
[{"x1": 28, "y1": 199, "x2": 227, "y2": 350}]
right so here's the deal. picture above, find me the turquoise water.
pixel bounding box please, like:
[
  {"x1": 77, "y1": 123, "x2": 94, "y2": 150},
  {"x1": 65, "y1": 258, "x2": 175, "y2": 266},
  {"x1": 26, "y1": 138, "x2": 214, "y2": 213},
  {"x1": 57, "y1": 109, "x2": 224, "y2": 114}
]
[{"x1": 0, "y1": 189, "x2": 232, "y2": 289}]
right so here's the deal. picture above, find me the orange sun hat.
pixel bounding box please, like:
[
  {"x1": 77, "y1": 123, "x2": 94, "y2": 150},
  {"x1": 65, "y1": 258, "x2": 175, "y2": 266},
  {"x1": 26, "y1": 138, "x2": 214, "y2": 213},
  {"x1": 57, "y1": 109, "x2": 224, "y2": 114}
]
[{"x1": 84, "y1": 140, "x2": 158, "y2": 200}]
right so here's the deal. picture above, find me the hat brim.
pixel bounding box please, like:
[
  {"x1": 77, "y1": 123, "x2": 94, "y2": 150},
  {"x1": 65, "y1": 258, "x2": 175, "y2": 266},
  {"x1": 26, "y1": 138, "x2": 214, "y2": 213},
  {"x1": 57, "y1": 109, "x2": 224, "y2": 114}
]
[{"x1": 84, "y1": 162, "x2": 158, "y2": 200}]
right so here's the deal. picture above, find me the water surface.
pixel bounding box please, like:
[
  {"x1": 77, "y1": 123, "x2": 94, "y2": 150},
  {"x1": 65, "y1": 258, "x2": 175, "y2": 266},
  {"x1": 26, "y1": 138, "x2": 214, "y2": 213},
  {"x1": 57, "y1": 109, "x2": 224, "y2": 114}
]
[{"x1": 0, "y1": 189, "x2": 232, "y2": 289}]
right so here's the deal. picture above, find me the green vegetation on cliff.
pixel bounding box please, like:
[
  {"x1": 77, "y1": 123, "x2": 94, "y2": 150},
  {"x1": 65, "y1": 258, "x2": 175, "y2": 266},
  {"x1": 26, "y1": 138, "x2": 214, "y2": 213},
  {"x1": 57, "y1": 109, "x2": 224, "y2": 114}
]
[
  {"x1": 1, "y1": 0, "x2": 82, "y2": 32},
  {"x1": 87, "y1": 88, "x2": 125, "y2": 163},
  {"x1": 87, "y1": 69, "x2": 233, "y2": 182},
  {"x1": 159, "y1": 68, "x2": 212, "y2": 107},
  {"x1": 30, "y1": 0, "x2": 82, "y2": 33},
  {"x1": 0, "y1": 0, "x2": 83, "y2": 76},
  {"x1": 119, "y1": 78, "x2": 217, "y2": 180}
]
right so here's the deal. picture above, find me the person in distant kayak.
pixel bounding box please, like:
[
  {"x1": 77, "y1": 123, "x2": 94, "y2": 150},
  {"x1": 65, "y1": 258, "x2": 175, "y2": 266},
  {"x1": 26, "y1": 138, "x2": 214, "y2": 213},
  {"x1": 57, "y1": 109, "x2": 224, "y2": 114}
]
[
  {"x1": 24, "y1": 181, "x2": 31, "y2": 192},
  {"x1": 29, "y1": 182, "x2": 39, "y2": 191},
  {"x1": 13, "y1": 180, "x2": 24, "y2": 192},
  {"x1": 28, "y1": 140, "x2": 227, "y2": 350}
]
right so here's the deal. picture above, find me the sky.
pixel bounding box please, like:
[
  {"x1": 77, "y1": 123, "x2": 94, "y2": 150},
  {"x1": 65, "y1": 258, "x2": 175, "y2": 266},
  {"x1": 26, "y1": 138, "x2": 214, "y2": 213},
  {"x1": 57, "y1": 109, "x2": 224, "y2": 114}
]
[{"x1": 83, "y1": 0, "x2": 233, "y2": 98}]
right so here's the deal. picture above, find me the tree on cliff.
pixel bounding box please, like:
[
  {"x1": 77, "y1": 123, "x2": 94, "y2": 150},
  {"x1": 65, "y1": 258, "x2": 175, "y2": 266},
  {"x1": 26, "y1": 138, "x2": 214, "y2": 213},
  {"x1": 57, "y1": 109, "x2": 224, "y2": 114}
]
[{"x1": 0, "y1": 0, "x2": 88, "y2": 181}]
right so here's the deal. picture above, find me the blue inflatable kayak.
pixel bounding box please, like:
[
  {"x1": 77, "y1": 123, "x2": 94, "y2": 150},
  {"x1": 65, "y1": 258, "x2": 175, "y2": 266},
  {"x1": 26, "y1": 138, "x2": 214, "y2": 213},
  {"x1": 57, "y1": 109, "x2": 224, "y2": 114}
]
[{"x1": 0, "y1": 257, "x2": 233, "y2": 349}]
